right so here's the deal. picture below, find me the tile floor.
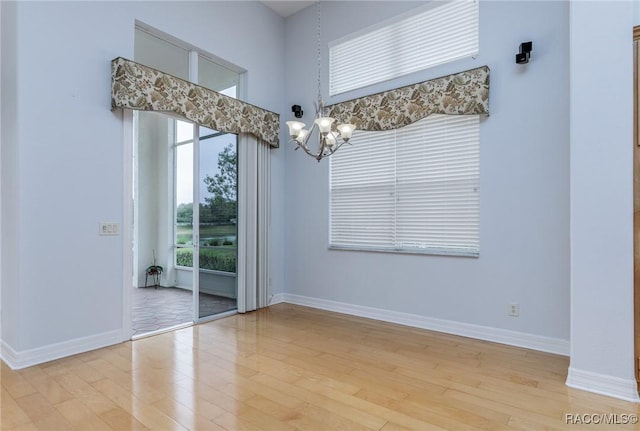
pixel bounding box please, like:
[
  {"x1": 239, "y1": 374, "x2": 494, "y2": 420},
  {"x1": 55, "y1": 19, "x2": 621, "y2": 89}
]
[{"x1": 132, "y1": 286, "x2": 236, "y2": 337}]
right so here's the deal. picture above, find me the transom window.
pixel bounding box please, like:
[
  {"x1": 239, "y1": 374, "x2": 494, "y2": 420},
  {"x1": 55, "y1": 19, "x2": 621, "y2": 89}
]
[{"x1": 329, "y1": 0, "x2": 479, "y2": 95}]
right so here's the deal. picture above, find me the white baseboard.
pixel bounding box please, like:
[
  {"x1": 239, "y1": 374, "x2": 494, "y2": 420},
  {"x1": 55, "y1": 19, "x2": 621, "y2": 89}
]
[
  {"x1": 566, "y1": 367, "x2": 640, "y2": 403},
  {"x1": 3, "y1": 295, "x2": 635, "y2": 402},
  {"x1": 269, "y1": 292, "x2": 286, "y2": 305},
  {"x1": 275, "y1": 293, "x2": 570, "y2": 356},
  {"x1": 1, "y1": 329, "x2": 123, "y2": 370}
]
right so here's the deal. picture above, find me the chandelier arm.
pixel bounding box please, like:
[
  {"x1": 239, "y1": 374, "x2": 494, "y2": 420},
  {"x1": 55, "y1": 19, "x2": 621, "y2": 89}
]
[
  {"x1": 291, "y1": 123, "x2": 323, "y2": 159},
  {"x1": 325, "y1": 140, "x2": 347, "y2": 157},
  {"x1": 315, "y1": 130, "x2": 330, "y2": 162},
  {"x1": 300, "y1": 122, "x2": 318, "y2": 148},
  {"x1": 300, "y1": 146, "x2": 319, "y2": 158}
]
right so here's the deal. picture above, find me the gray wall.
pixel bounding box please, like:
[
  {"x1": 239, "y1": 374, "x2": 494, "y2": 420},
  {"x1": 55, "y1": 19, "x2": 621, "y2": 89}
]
[
  {"x1": 283, "y1": 1, "x2": 571, "y2": 342},
  {"x1": 568, "y1": 0, "x2": 637, "y2": 397},
  {"x1": 0, "y1": 0, "x2": 286, "y2": 353},
  {"x1": 1, "y1": 1, "x2": 20, "y2": 350}
]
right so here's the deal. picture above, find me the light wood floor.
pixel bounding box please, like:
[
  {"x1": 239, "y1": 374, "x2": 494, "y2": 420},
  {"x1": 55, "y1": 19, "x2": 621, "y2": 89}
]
[{"x1": 2, "y1": 303, "x2": 639, "y2": 430}]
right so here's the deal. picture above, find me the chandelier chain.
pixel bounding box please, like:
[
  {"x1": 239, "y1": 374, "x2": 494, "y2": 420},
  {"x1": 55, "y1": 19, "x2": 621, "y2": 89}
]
[{"x1": 316, "y1": 0, "x2": 322, "y2": 109}]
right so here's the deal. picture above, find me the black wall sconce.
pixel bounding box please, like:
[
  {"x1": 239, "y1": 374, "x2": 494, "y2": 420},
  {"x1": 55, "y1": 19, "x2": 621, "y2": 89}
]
[
  {"x1": 292, "y1": 104, "x2": 303, "y2": 118},
  {"x1": 515, "y1": 41, "x2": 532, "y2": 64}
]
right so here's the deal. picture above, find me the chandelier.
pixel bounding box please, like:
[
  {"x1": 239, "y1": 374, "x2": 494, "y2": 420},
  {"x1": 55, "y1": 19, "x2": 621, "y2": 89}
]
[{"x1": 286, "y1": 1, "x2": 356, "y2": 162}]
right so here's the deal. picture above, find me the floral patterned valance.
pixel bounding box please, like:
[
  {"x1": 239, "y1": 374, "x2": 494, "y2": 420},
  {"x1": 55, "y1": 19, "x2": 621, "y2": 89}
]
[
  {"x1": 326, "y1": 66, "x2": 490, "y2": 131},
  {"x1": 111, "y1": 57, "x2": 280, "y2": 148}
]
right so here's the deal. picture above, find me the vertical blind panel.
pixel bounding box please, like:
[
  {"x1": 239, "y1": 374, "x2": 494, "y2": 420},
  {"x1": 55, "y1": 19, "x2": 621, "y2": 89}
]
[
  {"x1": 329, "y1": 0, "x2": 479, "y2": 96},
  {"x1": 330, "y1": 114, "x2": 479, "y2": 255}
]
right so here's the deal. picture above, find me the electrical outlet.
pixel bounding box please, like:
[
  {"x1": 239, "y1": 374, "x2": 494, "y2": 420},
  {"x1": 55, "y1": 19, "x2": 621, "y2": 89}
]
[{"x1": 509, "y1": 303, "x2": 519, "y2": 317}]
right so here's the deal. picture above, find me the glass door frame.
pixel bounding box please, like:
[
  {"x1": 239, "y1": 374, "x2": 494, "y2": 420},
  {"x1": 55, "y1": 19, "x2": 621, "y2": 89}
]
[
  {"x1": 191, "y1": 121, "x2": 201, "y2": 323},
  {"x1": 190, "y1": 123, "x2": 239, "y2": 324},
  {"x1": 188, "y1": 51, "x2": 241, "y2": 323}
]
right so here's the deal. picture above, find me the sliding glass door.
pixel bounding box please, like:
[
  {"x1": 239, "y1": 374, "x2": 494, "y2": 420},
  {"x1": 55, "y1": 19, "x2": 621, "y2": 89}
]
[
  {"x1": 196, "y1": 126, "x2": 238, "y2": 320},
  {"x1": 174, "y1": 120, "x2": 239, "y2": 322}
]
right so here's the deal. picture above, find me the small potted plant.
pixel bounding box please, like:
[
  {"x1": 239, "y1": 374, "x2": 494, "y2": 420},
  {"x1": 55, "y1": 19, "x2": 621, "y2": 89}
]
[{"x1": 145, "y1": 249, "x2": 163, "y2": 288}]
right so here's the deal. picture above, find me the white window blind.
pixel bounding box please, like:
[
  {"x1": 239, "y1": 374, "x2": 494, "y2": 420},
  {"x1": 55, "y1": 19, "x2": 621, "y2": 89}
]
[
  {"x1": 329, "y1": 0, "x2": 479, "y2": 96},
  {"x1": 330, "y1": 115, "x2": 480, "y2": 256}
]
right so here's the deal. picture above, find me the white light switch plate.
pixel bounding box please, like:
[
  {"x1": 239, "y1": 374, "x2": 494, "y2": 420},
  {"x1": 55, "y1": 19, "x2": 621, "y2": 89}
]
[{"x1": 99, "y1": 222, "x2": 119, "y2": 236}]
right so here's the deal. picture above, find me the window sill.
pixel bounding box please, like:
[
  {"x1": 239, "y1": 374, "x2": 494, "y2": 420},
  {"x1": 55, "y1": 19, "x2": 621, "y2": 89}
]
[{"x1": 328, "y1": 245, "x2": 479, "y2": 258}]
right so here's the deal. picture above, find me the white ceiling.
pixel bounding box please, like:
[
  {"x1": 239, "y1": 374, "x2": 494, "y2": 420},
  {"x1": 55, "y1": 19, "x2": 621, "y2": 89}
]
[{"x1": 261, "y1": 1, "x2": 315, "y2": 18}]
